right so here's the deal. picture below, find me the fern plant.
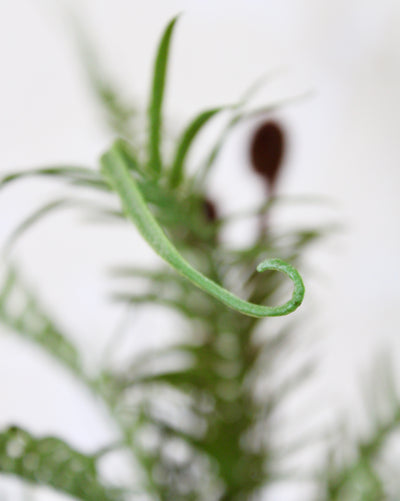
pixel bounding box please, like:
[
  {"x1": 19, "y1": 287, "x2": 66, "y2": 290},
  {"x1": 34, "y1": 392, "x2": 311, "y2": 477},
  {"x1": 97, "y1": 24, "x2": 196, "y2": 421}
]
[{"x1": 1, "y1": 15, "x2": 399, "y2": 501}]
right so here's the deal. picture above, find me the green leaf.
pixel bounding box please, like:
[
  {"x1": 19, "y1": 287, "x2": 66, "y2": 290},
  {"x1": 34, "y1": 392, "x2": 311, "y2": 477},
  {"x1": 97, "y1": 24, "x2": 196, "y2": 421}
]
[
  {"x1": 4, "y1": 199, "x2": 70, "y2": 253},
  {"x1": 169, "y1": 107, "x2": 224, "y2": 188},
  {"x1": 126, "y1": 367, "x2": 214, "y2": 393},
  {"x1": 109, "y1": 265, "x2": 193, "y2": 292},
  {"x1": 111, "y1": 292, "x2": 212, "y2": 320},
  {"x1": 3, "y1": 198, "x2": 123, "y2": 253},
  {"x1": 147, "y1": 16, "x2": 179, "y2": 175},
  {"x1": 0, "y1": 425, "x2": 120, "y2": 501},
  {"x1": 101, "y1": 141, "x2": 304, "y2": 318},
  {"x1": 0, "y1": 166, "x2": 98, "y2": 189}
]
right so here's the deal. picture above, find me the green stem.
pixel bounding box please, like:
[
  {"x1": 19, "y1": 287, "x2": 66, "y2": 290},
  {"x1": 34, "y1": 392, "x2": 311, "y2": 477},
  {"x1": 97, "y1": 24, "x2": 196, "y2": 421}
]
[{"x1": 100, "y1": 141, "x2": 305, "y2": 318}]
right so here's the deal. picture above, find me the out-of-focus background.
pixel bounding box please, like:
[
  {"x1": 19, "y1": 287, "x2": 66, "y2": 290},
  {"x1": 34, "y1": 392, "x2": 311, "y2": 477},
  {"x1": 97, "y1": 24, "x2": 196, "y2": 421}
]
[{"x1": 0, "y1": 0, "x2": 399, "y2": 499}]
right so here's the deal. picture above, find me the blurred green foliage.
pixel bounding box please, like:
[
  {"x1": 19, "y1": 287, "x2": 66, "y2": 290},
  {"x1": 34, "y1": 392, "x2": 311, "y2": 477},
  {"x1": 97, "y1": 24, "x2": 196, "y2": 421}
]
[{"x1": 0, "y1": 15, "x2": 399, "y2": 501}]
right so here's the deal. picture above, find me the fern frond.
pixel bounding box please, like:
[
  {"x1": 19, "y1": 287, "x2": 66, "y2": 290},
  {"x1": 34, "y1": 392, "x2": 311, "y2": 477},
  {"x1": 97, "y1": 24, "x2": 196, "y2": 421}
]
[{"x1": 0, "y1": 425, "x2": 121, "y2": 501}]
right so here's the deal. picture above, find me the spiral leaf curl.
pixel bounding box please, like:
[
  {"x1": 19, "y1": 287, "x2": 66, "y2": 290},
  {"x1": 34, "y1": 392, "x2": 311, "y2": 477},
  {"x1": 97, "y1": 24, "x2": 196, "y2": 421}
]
[{"x1": 100, "y1": 141, "x2": 305, "y2": 318}]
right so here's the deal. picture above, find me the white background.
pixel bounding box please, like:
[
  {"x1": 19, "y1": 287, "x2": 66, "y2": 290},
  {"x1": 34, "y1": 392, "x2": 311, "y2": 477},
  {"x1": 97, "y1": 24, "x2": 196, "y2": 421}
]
[{"x1": 0, "y1": 0, "x2": 399, "y2": 499}]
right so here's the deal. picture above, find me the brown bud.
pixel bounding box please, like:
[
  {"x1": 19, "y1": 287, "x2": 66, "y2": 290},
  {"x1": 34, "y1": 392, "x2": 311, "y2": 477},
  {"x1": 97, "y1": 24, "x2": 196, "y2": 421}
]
[
  {"x1": 249, "y1": 121, "x2": 285, "y2": 191},
  {"x1": 202, "y1": 198, "x2": 218, "y2": 222}
]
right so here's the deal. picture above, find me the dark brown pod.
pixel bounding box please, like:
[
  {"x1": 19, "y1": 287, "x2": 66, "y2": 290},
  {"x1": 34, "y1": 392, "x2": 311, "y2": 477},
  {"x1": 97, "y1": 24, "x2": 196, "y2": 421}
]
[
  {"x1": 202, "y1": 198, "x2": 218, "y2": 222},
  {"x1": 249, "y1": 121, "x2": 285, "y2": 191}
]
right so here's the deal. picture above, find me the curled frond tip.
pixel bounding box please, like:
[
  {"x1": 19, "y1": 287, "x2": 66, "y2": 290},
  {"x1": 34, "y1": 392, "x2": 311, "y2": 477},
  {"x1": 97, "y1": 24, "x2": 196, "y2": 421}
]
[{"x1": 100, "y1": 141, "x2": 305, "y2": 319}]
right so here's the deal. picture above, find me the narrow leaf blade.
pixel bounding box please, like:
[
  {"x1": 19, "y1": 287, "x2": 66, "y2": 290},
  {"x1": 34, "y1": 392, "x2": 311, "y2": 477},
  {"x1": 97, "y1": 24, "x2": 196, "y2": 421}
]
[
  {"x1": 169, "y1": 107, "x2": 223, "y2": 188},
  {"x1": 147, "y1": 15, "x2": 179, "y2": 175}
]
